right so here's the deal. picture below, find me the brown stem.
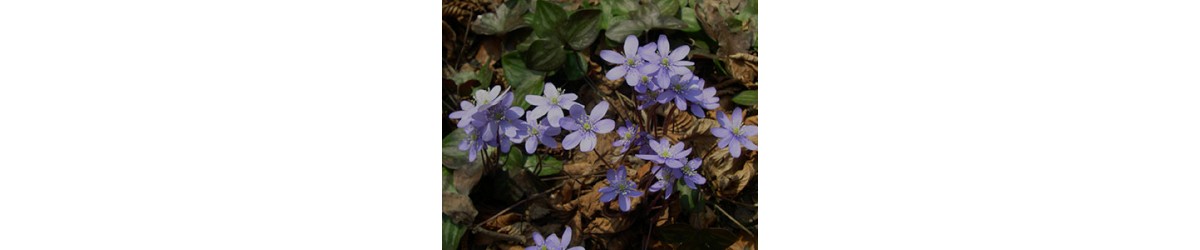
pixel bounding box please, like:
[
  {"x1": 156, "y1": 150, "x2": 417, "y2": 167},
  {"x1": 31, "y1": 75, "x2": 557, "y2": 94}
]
[{"x1": 711, "y1": 201, "x2": 756, "y2": 237}]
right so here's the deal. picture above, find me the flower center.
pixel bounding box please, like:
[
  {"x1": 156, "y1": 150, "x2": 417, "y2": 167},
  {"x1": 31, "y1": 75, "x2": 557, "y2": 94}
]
[
  {"x1": 583, "y1": 122, "x2": 592, "y2": 131},
  {"x1": 626, "y1": 58, "x2": 636, "y2": 65},
  {"x1": 641, "y1": 75, "x2": 649, "y2": 83},
  {"x1": 530, "y1": 126, "x2": 539, "y2": 135},
  {"x1": 661, "y1": 58, "x2": 669, "y2": 66},
  {"x1": 540, "y1": 246, "x2": 547, "y2": 250},
  {"x1": 732, "y1": 126, "x2": 740, "y2": 135},
  {"x1": 623, "y1": 131, "x2": 632, "y2": 139},
  {"x1": 659, "y1": 150, "x2": 669, "y2": 158},
  {"x1": 550, "y1": 96, "x2": 558, "y2": 103},
  {"x1": 672, "y1": 83, "x2": 683, "y2": 92},
  {"x1": 682, "y1": 167, "x2": 697, "y2": 176}
]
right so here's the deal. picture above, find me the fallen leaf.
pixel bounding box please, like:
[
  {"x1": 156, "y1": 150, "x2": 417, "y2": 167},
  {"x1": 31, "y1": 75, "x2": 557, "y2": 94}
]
[{"x1": 443, "y1": 192, "x2": 479, "y2": 225}]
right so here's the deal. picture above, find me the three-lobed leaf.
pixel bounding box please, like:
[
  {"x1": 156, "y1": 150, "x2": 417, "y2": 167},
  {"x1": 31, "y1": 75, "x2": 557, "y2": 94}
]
[
  {"x1": 501, "y1": 52, "x2": 545, "y2": 108},
  {"x1": 471, "y1": 2, "x2": 529, "y2": 35},
  {"x1": 559, "y1": 9, "x2": 603, "y2": 50},
  {"x1": 521, "y1": 39, "x2": 567, "y2": 72},
  {"x1": 529, "y1": 0, "x2": 568, "y2": 38}
]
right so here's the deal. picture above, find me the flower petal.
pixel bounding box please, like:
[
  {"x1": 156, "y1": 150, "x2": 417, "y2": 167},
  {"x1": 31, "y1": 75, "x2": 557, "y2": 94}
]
[
  {"x1": 599, "y1": 50, "x2": 625, "y2": 64},
  {"x1": 589, "y1": 101, "x2": 609, "y2": 121},
  {"x1": 599, "y1": 188, "x2": 617, "y2": 202},
  {"x1": 729, "y1": 138, "x2": 742, "y2": 158},
  {"x1": 580, "y1": 132, "x2": 597, "y2": 152},
  {"x1": 624, "y1": 35, "x2": 639, "y2": 58},
  {"x1": 618, "y1": 195, "x2": 631, "y2": 211},
  {"x1": 656, "y1": 35, "x2": 669, "y2": 56},
  {"x1": 548, "y1": 108, "x2": 565, "y2": 127},
  {"x1": 561, "y1": 227, "x2": 572, "y2": 245},
  {"x1": 562, "y1": 131, "x2": 583, "y2": 149},
  {"x1": 711, "y1": 127, "x2": 730, "y2": 138},
  {"x1": 593, "y1": 119, "x2": 615, "y2": 133},
  {"x1": 669, "y1": 45, "x2": 690, "y2": 61},
  {"x1": 605, "y1": 65, "x2": 628, "y2": 80},
  {"x1": 740, "y1": 136, "x2": 758, "y2": 150},
  {"x1": 533, "y1": 232, "x2": 545, "y2": 245},
  {"x1": 525, "y1": 137, "x2": 538, "y2": 154},
  {"x1": 741, "y1": 125, "x2": 757, "y2": 137},
  {"x1": 529, "y1": 105, "x2": 550, "y2": 120}
]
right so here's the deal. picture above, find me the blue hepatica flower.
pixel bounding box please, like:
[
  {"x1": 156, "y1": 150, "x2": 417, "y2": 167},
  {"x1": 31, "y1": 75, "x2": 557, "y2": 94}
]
[
  {"x1": 469, "y1": 90, "x2": 527, "y2": 153},
  {"x1": 522, "y1": 112, "x2": 561, "y2": 154},
  {"x1": 648, "y1": 165, "x2": 680, "y2": 199},
  {"x1": 655, "y1": 72, "x2": 703, "y2": 111},
  {"x1": 711, "y1": 107, "x2": 758, "y2": 158},
  {"x1": 457, "y1": 125, "x2": 486, "y2": 162},
  {"x1": 636, "y1": 138, "x2": 692, "y2": 168},
  {"x1": 611, "y1": 121, "x2": 639, "y2": 153},
  {"x1": 526, "y1": 226, "x2": 584, "y2": 250},
  {"x1": 447, "y1": 100, "x2": 478, "y2": 128},
  {"x1": 599, "y1": 167, "x2": 643, "y2": 212},
  {"x1": 688, "y1": 85, "x2": 719, "y2": 118},
  {"x1": 600, "y1": 35, "x2": 648, "y2": 81},
  {"x1": 679, "y1": 158, "x2": 706, "y2": 189},
  {"x1": 559, "y1": 101, "x2": 615, "y2": 152},
  {"x1": 639, "y1": 34, "x2": 694, "y2": 77},
  {"x1": 525, "y1": 82, "x2": 579, "y2": 127}
]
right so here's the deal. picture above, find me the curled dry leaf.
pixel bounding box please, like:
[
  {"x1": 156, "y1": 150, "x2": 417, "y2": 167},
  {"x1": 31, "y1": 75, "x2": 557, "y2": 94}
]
[
  {"x1": 497, "y1": 221, "x2": 535, "y2": 241},
  {"x1": 689, "y1": 205, "x2": 718, "y2": 229},
  {"x1": 727, "y1": 53, "x2": 758, "y2": 85},
  {"x1": 728, "y1": 233, "x2": 758, "y2": 250},
  {"x1": 443, "y1": 192, "x2": 479, "y2": 225},
  {"x1": 453, "y1": 159, "x2": 484, "y2": 195},
  {"x1": 482, "y1": 212, "x2": 524, "y2": 230}
]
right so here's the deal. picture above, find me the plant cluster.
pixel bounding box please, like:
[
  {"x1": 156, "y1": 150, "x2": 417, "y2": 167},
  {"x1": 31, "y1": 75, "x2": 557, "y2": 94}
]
[{"x1": 443, "y1": 0, "x2": 757, "y2": 249}]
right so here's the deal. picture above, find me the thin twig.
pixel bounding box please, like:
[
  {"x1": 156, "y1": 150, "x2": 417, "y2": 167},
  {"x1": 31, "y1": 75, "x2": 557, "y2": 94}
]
[
  {"x1": 711, "y1": 202, "x2": 756, "y2": 237},
  {"x1": 470, "y1": 227, "x2": 527, "y2": 244},
  {"x1": 472, "y1": 181, "x2": 566, "y2": 232}
]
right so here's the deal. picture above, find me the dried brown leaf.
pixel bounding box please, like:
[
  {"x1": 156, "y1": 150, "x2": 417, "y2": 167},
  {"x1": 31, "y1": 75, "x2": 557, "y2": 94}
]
[
  {"x1": 453, "y1": 159, "x2": 483, "y2": 195},
  {"x1": 442, "y1": 192, "x2": 478, "y2": 225},
  {"x1": 583, "y1": 215, "x2": 634, "y2": 234},
  {"x1": 728, "y1": 233, "x2": 758, "y2": 250}
]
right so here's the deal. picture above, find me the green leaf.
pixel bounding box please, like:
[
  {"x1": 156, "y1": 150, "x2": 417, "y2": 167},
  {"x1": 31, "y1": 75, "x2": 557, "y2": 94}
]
[
  {"x1": 521, "y1": 39, "x2": 567, "y2": 72},
  {"x1": 680, "y1": 4, "x2": 701, "y2": 32},
  {"x1": 443, "y1": 167, "x2": 456, "y2": 193},
  {"x1": 604, "y1": 0, "x2": 639, "y2": 16},
  {"x1": 679, "y1": 181, "x2": 701, "y2": 211},
  {"x1": 732, "y1": 90, "x2": 757, "y2": 106},
  {"x1": 529, "y1": 0, "x2": 568, "y2": 39},
  {"x1": 605, "y1": 19, "x2": 647, "y2": 41},
  {"x1": 442, "y1": 129, "x2": 484, "y2": 170},
  {"x1": 503, "y1": 149, "x2": 527, "y2": 172},
  {"x1": 559, "y1": 9, "x2": 602, "y2": 50},
  {"x1": 653, "y1": 0, "x2": 680, "y2": 17},
  {"x1": 501, "y1": 52, "x2": 545, "y2": 108},
  {"x1": 562, "y1": 52, "x2": 587, "y2": 81},
  {"x1": 443, "y1": 215, "x2": 467, "y2": 249},
  {"x1": 524, "y1": 154, "x2": 563, "y2": 176},
  {"x1": 471, "y1": 1, "x2": 529, "y2": 35}
]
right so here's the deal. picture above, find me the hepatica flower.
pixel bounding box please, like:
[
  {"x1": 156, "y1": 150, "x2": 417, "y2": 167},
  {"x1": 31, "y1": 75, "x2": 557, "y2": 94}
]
[
  {"x1": 522, "y1": 112, "x2": 560, "y2": 154},
  {"x1": 447, "y1": 100, "x2": 478, "y2": 128},
  {"x1": 600, "y1": 35, "x2": 647, "y2": 81},
  {"x1": 611, "y1": 121, "x2": 640, "y2": 153},
  {"x1": 457, "y1": 126, "x2": 486, "y2": 162},
  {"x1": 639, "y1": 34, "x2": 694, "y2": 77},
  {"x1": 599, "y1": 167, "x2": 642, "y2": 212},
  {"x1": 649, "y1": 165, "x2": 680, "y2": 199},
  {"x1": 526, "y1": 82, "x2": 579, "y2": 127},
  {"x1": 637, "y1": 138, "x2": 691, "y2": 168},
  {"x1": 527, "y1": 226, "x2": 584, "y2": 250},
  {"x1": 688, "y1": 86, "x2": 719, "y2": 118},
  {"x1": 679, "y1": 158, "x2": 707, "y2": 189},
  {"x1": 655, "y1": 72, "x2": 702, "y2": 110},
  {"x1": 711, "y1": 107, "x2": 759, "y2": 158},
  {"x1": 470, "y1": 91, "x2": 527, "y2": 152},
  {"x1": 560, "y1": 101, "x2": 615, "y2": 152}
]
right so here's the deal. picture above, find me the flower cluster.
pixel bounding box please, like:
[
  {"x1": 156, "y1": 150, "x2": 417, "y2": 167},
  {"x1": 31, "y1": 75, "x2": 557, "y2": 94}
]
[
  {"x1": 600, "y1": 35, "x2": 718, "y2": 118},
  {"x1": 450, "y1": 83, "x2": 618, "y2": 162},
  {"x1": 527, "y1": 226, "x2": 584, "y2": 250}
]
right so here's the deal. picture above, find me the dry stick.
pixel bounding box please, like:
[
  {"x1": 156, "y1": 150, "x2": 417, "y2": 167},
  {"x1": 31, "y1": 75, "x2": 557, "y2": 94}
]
[
  {"x1": 472, "y1": 227, "x2": 527, "y2": 244},
  {"x1": 711, "y1": 201, "x2": 756, "y2": 237}
]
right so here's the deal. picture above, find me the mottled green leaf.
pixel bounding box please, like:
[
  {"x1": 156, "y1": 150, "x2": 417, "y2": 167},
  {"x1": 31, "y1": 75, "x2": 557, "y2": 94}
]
[
  {"x1": 529, "y1": 0, "x2": 568, "y2": 39},
  {"x1": 442, "y1": 129, "x2": 483, "y2": 170},
  {"x1": 502, "y1": 51, "x2": 545, "y2": 109},
  {"x1": 442, "y1": 215, "x2": 467, "y2": 250},
  {"x1": 503, "y1": 149, "x2": 528, "y2": 172},
  {"x1": 562, "y1": 52, "x2": 587, "y2": 81},
  {"x1": 524, "y1": 154, "x2": 563, "y2": 176},
  {"x1": 653, "y1": 0, "x2": 680, "y2": 17},
  {"x1": 560, "y1": 9, "x2": 602, "y2": 50},
  {"x1": 521, "y1": 39, "x2": 567, "y2": 72},
  {"x1": 680, "y1": 4, "x2": 701, "y2": 32},
  {"x1": 732, "y1": 90, "x2": 757, "y2": 106},
  {"x1": 471, "y1": 1, "x2": 529, "y2": 35}
]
